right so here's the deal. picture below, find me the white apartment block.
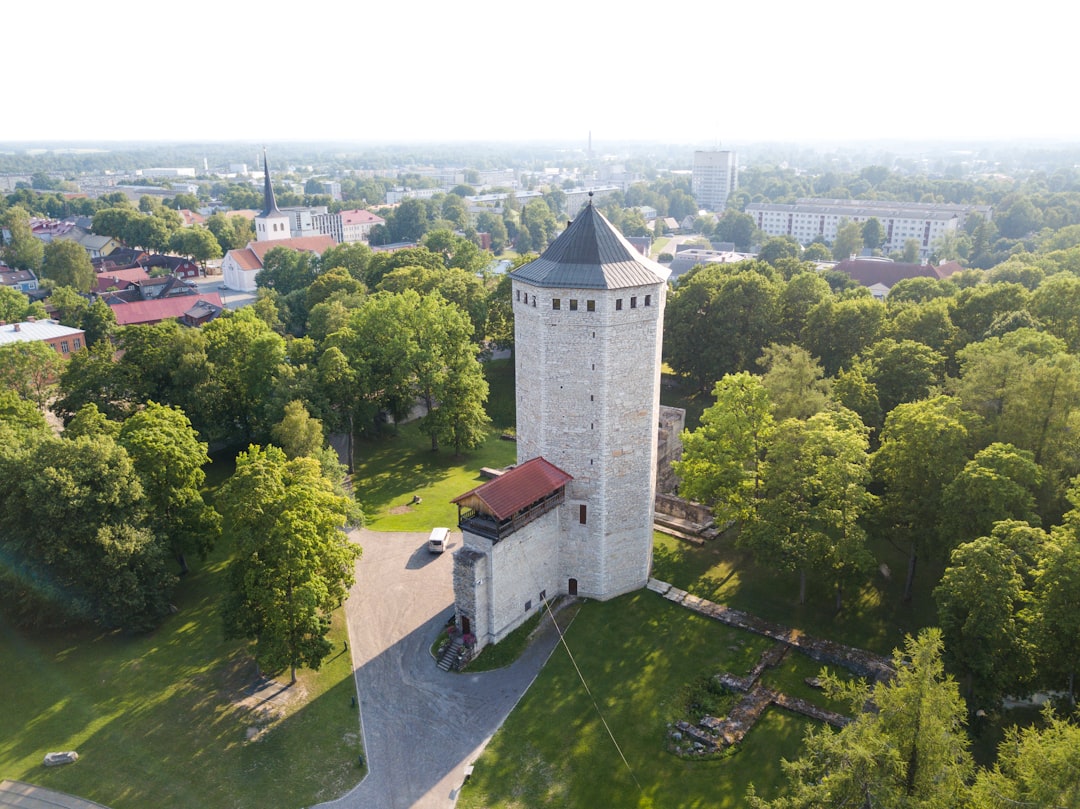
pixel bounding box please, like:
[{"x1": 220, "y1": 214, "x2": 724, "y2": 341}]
[
  {"x1": 311, "y1": 209, "x2": 386, "y2": 243},
  {"x1": 692, "y1": 150, "x2": 738, "y2": 211},
  {"x1": 745, "y1": 199, "x2": 993, "y2": 258}
]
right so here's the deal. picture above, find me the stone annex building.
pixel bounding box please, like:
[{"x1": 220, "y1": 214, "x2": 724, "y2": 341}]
[{"x1": 451, "y1": 200, "x2": 670, "y2": 650}]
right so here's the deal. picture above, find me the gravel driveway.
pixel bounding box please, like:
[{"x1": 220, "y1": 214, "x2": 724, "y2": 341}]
[{"x1": 315, "y1": 529, "x2": 565, "y2": 809}]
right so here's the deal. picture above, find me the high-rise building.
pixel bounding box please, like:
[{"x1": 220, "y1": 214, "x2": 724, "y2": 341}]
[{"x1": 692, "y1": 150, "x2": 738, "y2": 211}]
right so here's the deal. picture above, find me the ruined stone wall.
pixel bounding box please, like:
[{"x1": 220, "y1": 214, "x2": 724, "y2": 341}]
[
  {"x1": 654, "y1": 493, "x2": 713, "y2": 526},
  {"x1": 655, "y1": 405, "x2": 685, "y2": 495}
]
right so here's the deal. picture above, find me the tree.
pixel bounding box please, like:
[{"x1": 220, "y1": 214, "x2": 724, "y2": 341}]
[
  {"x1": 41, "y1": 239, "x2": 95, "y2": 292},
  {"x1": 1030, "y1": 272, "x2": 1080, "y2": 352},
  {"x1": 665, "y1": 265, "x2": 781, "y2": 388},
  {"x1": 802, "y1": 295, "x2": 886, "y2": 376},
  {"x1": 271, "y1": 400, "x2": 325, "y2": 460},
  {"x1": 520, "y1": 198, "x2": 559, "y2": 251},
  {"x1": 388, "y1": 198, "x2": 431, "y2": 243},
  {"x1": 757, "y1": 343, "x2": 831, "y2": 421},
  {"x1": 0, "y1": 341, "x2": 62, "y2": 409},
  {"x1": 758, "y1": 236, "x2": 801, "y2": 266},
  {"x1": 861, "y1": 217, "x2": 885, "y2": 251},
  {"x1": 0, "y1": 432, "x2": 176, "y2": 630},
  {"x1": 744, "y1": 408, "x2": 875, "y2": 607},
  {"x1": 219, "y1": 445, "x2": 361, "y2": 683},
  {"x1": 1, "y1": 207, "x2": 44, "y2": 271},
  {"x1": 938, "y1": 443, "x2": 1043, "y2": 550},
  {"x1": 832, "y1": 219, "x2": 864, "y2": 260},
  {"x1": 673, "y1": 373, "x2": 774, "y2": 526},
  {"x1": 1033, "y1": 495, "x2": 1080, "y2": 703},
  {"x1": 935, "y1": 523, "x2": 1041, "y2": 708},
  {"x1": 169, "y1": 226, "x2": 222, "y2": 269},
  {"x1": 0, "y1": 286, "x2": 46, "y2": 324},
  {"x1": 776, "y1": 271, "x2": 832, "y2": 344},
  {"x1": 320, "y1": 241, "x2": 372, "y2": 284},
  {"x1": 749, "y1": 629, "x2": 973, "y2": 809},
  {"x1": 852, "y1": 338, "x2": 945, "y2": 415},
  {"x1": 714, "y1": 210, "x2": 757, "y2": 251},
  {"x1": 118, "y1": 402, "x2": 220, "y2": 575},
  {"x1": 872, "y1": 395, "x2": 980, "y2": 602},
  {"x1": 257, "y1": 246, "x2": 318, "y2": 296},
  {"x1": 971, "y1": 706, "x2": 1080, "y2": 808}
]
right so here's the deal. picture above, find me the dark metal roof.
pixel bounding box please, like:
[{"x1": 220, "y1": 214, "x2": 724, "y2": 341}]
[
  {"x1": 260, "y1": 149, "x2": 282, "y2": 217},
  {"x1": 451, "y1": 457, "x2": 572, "y2": 521},
  {"x1": 510, "y1": 201, "x2": 670, "y2": 290}
]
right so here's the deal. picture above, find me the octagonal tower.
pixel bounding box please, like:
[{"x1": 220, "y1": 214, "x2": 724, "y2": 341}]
[{"x1": 510, "y1": 200, "x2": 669, "y2": 599}]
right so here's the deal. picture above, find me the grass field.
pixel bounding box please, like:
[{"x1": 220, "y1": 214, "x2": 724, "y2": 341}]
[{"x1": 0, "y1": 537, "x2": 363, "y2": 809}]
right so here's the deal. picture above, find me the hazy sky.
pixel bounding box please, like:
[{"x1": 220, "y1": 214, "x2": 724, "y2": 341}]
[{"x1": 6, "y1": 0, "x2": 1077, "y2": 146}]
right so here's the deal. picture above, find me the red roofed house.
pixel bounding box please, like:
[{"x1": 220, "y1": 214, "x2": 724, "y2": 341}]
[
  {"x1": 106, "y1": 292, "x2": 224, "y2": 327},
  {"x1": 831, "y1": 256, "x2": 942, "y2": 299}
]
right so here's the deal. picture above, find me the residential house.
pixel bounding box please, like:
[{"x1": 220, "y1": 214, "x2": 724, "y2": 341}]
[
  {"x1": 831, "y1": 256, "x2": 943, "y2": 298},
  {"x1": 0, "y1": 318, "x2": 86, "y2": 357},
  {"x1": 0, "y1": 266, "x2": 39, "y2": 293},
  {"x1": 106, "y1": 293, "x2": 224, "y2": 327}
]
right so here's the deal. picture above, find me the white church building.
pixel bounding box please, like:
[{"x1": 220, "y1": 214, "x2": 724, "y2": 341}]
[{"x1": 451, "y1": 199, "x2": 670, "y2": 650}]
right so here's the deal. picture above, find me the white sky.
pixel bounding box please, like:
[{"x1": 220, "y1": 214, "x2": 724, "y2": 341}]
[{"x1": 5, "y1": 0, "x2": 1078, "y2": 146}]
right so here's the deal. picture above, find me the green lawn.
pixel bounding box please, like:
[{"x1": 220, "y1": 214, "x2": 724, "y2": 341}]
[
  {"x1": 352, "y1": 358, "x2": 518, "y2": 531},
  {"x1": 0, "y1": 537, "x2": 363, "y2": 809},
  {"x1": 456, "y1": 592, "x2": 812, "y2": 809}
]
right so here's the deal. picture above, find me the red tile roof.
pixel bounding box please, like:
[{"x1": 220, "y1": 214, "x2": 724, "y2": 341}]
[
  {"x1": 248, "y1": 235, "x2": 336, "y2": 262},
  {"x1": 452, "y1": 457, "x2": 572, "y2": 520},
  {"x1": 340, "y1": 209, "x2": 384, "y2": 226},
  {"x1": 225, "y1": 247, "x2": 262, "y2": 271},
  {"x1": 108, "y1": 292, "x2": 223, "y2": 326}
]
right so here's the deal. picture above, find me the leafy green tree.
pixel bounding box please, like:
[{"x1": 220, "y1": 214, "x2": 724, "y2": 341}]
[
  {"x1": 520, "y1": 198, "x2": 559, "y2": 251},
  {"x1": 1033, "y1": 491, "x2": 1080, "y2": 703},
  {"x1": 0, "y1": 341, "x2": 62, "y2": 408},
  {"x1": 745, "y1": 408, "x2": 875, "y2": 607},
  {"x1": 872, "y1": 395, "x2": 980, "y2": 602},
  {"x1": 0, "y1": 432, "x2": 176, "y2": 630},
  {"x1": 757, "y1": 343, "x2": 831, "y2": 421},
  {"x1": 1030, "y1": 272, "x2": 1080, "y2": 352},
  {"x1": 776, "y1": 271, "x2": 832, "y2": 344},
  {"x1": 485, "y1": 271, "x2": 515, "y2": 355},
  {"x1": 271, "y1": 399, "x2": 325, "y2": 460},
  {"x1": 853, "y1": 338, "x2": 946, "y2": 415},
  {"x1": 953, "y1": 328, "x2": 1080, "y2": 478},
  {"x1": 0, "y1": 388, "x2": 49, "y2": 438},
  {"x1": 673, "y1": 372, "x2": 774, "y2": 526},
  {"x1": 935, "y1": 523, "x2": 1041, "y2": 708},
  {"x1": 41, "y1": 239, "x2": 95, "y2": 292},
  {"x1": 0, "y1": 286, "x2": 46, "y2": 323},
  {"x1": 377, "y1": 263, "x2": 488, "y2": 340},
  {"x1": 713, "y1": 210, "x2": 757, "y2": 251},
  {"x1": 320, "y1": 241, "x2": 372, "y2": 283},
  {"x1": 169, "y1": 226, "x2": 222, "y2": 269},
  {"x1": 832, "y1": 219, "x2": 864, "y2": 260},
  {"x1": 476, "y1": 211, "x2": 509, "y2": 254},
  {"x1": 749, "y1": 629, "x2": 973, "y2": 809},
  {"x1": 257, "y1": 246, "x2": 318, "y2": 296},
  {"x1": 938, "y1": 443, "x2": 1043, "y2": 550},
  {"x1": 1, "y1": 207, "x2": 44, "y2": 271},
  {"x1": 364, "y1": 245, "x2": 443, "y2": 288},
  {"x1": 64, "y1": 402, "x2": 120, "y2": 440},
  {"x1": 665, "y1": 265, "x2": 781, "y2": 387},
  {"x1": 201, "y1": 309, "x2": 287, "y2": 442},
  {"x1": 861, "y1": 217, "x2": 885, "y2": 251},
  {"x1": 885, "y1": 297, "x2": 957, "y2": 358},
  {"x1": 758, "y1": 236, "x2": 801, "y2": 266},
  {"x1": 802, "y1": 295, "x2": 886, "y2": 376},
  {"x1": 902, "y1": 238, "x2": 921, "y2": 263},
  {"x1": 950, "y1": 282, "x2": 1029, "y2": 348},
  {"x1": 388, "y1": 198, "x2": 431, "y2": 243},
  {"x1": 119, "y1": 402, "x2": 220, "y2": 574},
  {"x1": 219, "y1": 445, "x2": 361, "y2": 682},
  {"x1": 971, "y1": 705, "x2": 1080, "y2": 808},
  {"x1": 92, "y1": 206, "x2": 139, "y2": 242}
]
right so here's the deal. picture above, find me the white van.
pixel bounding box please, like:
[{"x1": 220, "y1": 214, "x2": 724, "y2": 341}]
[{"x1": 428, "y1": 527, "x2": 450, "y2": 553}]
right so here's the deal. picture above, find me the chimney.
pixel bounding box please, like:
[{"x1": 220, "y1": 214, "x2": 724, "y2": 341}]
[
  {"x1": 14, "y1": 323, "x2": 20, "y2": 331},
  {"x1": 26, "y1": 316, "x2": 36, "y2": 322}
]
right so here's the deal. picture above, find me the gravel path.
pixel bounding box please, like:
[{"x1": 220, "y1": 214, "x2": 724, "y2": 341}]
[{"x1": 314, "y1": 529, "x2": 565, "y2": 809}]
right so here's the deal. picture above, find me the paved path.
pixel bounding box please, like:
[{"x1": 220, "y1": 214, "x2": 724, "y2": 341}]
[{"x1": 315, "y1": 530, "x2": 566, "y2": 809}]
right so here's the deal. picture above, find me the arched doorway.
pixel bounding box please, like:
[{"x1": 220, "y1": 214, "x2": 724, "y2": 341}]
[{"x1": 568, "y1": 578, "x2": 578, "y2": 596}]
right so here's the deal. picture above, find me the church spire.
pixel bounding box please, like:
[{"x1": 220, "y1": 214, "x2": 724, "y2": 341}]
[{"x1": 261, "y1": 148, "x2": 281, "y2": 216}]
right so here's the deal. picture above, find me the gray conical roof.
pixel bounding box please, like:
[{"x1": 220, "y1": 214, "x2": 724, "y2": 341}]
[
  {"x1": 510, "y1": 201, "x2": 670, "y2": 290},
  {"x1": 261, "y1": 149, "x2": 282, "y2": 216}
]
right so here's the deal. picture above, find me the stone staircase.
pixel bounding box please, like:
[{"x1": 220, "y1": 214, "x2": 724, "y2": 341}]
[{"x1": 437, "y1": 638, "x2": 464, "y2": 672}]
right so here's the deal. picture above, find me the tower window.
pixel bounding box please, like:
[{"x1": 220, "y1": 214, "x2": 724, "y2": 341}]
[
  {"x1": 616, "y1": 299, "x2": 623, "y2": 311},
  {"x1": 630, "y1": 296, "x2": 638, "y2": 308},
  {"x1": 645, "y1": 294, "x2": 652, "y2": 306},
  {"x1": 569, "y1": 299, "x2": 578, "y2": 311},
  {"x1": 516, "y1": 290, "x2": 520, "y2": 301},
  {"x1": 579, "y1": 504, "x2": 587, "y2": 524},
  {"x1": 532, "y1": 296, "x2": 537, "y2": 307},
  {"x1": 587, "y1": 300, "x2": 595, "y2": 312},
  {"x1": 552, "y1": 298, "x2": 561, "y2": 310},
  {"x1": 525, "y1": 600, "x2": 532, "y2": 611}
]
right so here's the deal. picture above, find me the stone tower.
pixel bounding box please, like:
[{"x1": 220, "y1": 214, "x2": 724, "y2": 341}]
[
  {"x1": 511, "y1": 200, "x2": 669, "y2": 599},
  {"x1": 254, "y1": 149, "x2": 291, "y2": 243}
]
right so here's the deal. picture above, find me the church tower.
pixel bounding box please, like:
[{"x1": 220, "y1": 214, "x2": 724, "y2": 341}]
[
  {"x1": 254, "y1": 149, "x2": 291, "y2": 242},
  {"x1": 511, "y1": 200, "x2": 669, "y2": 599}
]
